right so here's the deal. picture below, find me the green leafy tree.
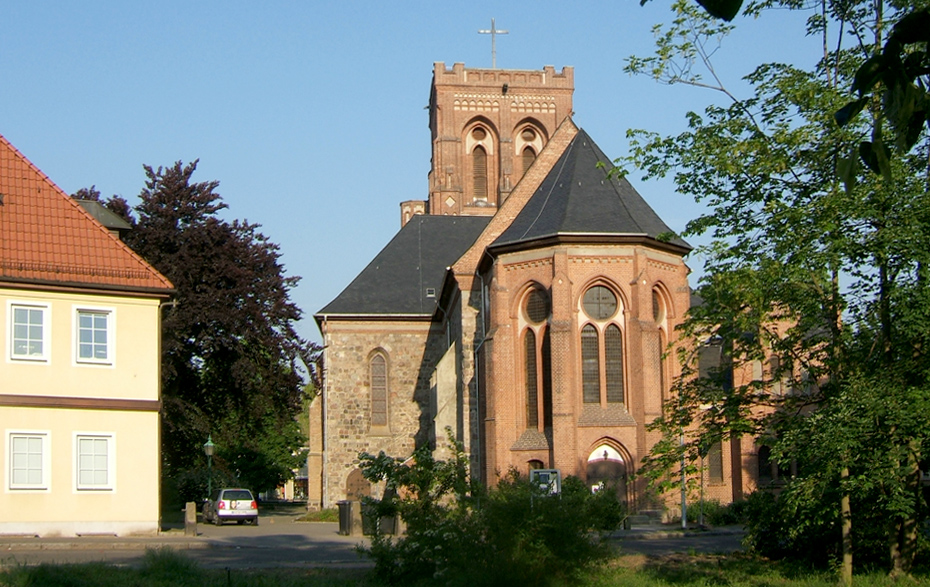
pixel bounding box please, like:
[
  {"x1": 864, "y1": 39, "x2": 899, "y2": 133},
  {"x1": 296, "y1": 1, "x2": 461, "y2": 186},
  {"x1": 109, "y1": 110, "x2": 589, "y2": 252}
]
[
  {"x1": 625, "y1": 0, "x2": 930, "y2": 579},
  {"x1": 74, "y1": 161, "x2": 318, "y2": 496}
]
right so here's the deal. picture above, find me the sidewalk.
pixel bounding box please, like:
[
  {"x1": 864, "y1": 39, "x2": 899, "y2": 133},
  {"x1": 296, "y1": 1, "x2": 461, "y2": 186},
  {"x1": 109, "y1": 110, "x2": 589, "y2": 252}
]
[
  {"x1": 1, "y1": 532, "x2": 208, "y2": 552},
  {"x1": 612, "y1": 524, "x2": 745, "y2": 540}
]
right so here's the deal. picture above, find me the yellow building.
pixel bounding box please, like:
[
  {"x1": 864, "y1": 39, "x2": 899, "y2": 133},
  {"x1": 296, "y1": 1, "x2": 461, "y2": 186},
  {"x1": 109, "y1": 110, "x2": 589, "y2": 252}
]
[{"x1": 0, "y1": 134, "x2": 173, "y2": 536}]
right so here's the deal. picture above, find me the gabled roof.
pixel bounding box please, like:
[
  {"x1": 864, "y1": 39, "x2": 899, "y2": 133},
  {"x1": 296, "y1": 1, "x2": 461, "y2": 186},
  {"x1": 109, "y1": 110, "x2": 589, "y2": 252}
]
[
  {"x1": 316, "y1": 215, "x2": 490, "y2": 319},
  {"x1": 0, "y1": 133, "x2": 173, "y2": 294},
  {"x1": 490, "y1": 128, "x2": 690, "y2": 253}
]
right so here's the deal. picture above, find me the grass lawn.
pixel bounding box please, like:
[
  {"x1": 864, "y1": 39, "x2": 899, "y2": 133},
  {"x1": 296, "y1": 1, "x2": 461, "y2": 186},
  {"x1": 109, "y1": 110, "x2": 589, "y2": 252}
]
[{"x1": 2, "y1": 548, "x2": 927, "y2": 587}]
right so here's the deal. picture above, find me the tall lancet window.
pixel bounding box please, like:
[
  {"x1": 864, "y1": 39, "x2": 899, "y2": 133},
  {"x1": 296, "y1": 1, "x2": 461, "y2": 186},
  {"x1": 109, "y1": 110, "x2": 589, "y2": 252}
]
[
  {"x1": 524, "y1": 288, "x2": 552, "y2": 430},
  {"x1": 580, "y1": 285, "x2": 626, "y2": 406},
  {"x1": 370, "y1": 353, "x2": 388, "y2": 428},
  {"x1": 522, "y1": 146, "x2": 536, "y2": 175},
  {"x1": 472, "y1": 144, "x2": 488, "y2": 201}
]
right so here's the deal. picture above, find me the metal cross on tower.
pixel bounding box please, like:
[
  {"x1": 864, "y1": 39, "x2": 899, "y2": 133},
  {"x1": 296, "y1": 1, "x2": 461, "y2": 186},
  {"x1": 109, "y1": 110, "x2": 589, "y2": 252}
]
[{"x1": 478, "y1": 18, "x2": 508, "y2": 69}]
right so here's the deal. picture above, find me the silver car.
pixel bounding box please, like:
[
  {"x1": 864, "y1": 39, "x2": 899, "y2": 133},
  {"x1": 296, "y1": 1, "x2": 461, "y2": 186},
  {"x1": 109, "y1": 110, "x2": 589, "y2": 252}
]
[{"x1": 202, "y1": 488, "x2": 259, "y2": 525}]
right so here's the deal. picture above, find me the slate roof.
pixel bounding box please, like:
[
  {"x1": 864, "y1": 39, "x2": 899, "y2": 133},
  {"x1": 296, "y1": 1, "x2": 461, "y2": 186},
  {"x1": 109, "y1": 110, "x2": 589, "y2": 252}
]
[
  {"x1": 491, "y1": 128, "x2": 690, "y2": 252},
  {"x1": 0, "y1": 133, "x2": 173, "y2": 294},
  {"x1": 316, "y1": 215, "x2": 490, "y2": 318}
]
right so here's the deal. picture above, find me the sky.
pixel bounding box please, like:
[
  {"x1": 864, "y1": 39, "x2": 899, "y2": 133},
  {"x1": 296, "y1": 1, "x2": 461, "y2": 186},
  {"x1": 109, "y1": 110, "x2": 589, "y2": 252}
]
[{"x1": 0, "y1": 2, "x2": 822, "y2": 344}]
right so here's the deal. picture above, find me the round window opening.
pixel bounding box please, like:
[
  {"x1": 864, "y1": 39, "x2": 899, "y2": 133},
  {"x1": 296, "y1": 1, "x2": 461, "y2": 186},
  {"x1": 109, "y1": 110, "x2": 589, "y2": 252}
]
[
  {"x1": 521, "y1": 128, "x2": 536, "y2": 141},
  {"x1": 583, "y1": 286, "x2": 617, "y2": 320},
  {"x1": 525, "y1": 289, "x2": 549, "y2": 323},
  {"x1": 472, "y1": 127, "x2": 487, "y2": 141}
]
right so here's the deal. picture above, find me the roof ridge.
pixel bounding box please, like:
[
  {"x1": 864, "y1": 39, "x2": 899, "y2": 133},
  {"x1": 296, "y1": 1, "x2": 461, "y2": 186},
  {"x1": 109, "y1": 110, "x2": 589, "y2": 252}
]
[
  {"x1": 489, "y1": 127, "x2": 690, "y2": 252},
  {"x1": 516, "y1": 137, "x2": 576, "y2": 241},
  {"x1": 0, "y1": 132, "x2": 173, "y2": 293}
]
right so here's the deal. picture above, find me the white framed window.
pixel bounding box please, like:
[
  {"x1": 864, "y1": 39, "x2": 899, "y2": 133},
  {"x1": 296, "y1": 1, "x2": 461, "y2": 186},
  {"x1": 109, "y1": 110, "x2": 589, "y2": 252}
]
[
  {"x1": 73, "y1": 307, "x2": 115, "y2": 365},
  {"x1": 74, "y1": 433, "x2": 115, "y2": 491},
  {"x1": 7, "y1": 431, "x2": 50, "y2": 491},
  {"x1": 8, "y1": 302, "x2": 50, "y2": 362}
]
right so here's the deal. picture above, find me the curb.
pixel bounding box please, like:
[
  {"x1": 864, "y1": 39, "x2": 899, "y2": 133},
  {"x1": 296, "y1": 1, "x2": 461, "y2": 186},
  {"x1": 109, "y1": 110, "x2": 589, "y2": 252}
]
[{"x1": 1, "y1": 537, "x2": 210, "y2": 552}]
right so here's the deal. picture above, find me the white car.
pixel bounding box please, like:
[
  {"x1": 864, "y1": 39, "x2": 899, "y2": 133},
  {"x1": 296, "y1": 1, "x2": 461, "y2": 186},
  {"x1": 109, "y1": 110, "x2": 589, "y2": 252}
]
[{"x1": 203, "y1": 488, "x2": 259, "y2": 526}]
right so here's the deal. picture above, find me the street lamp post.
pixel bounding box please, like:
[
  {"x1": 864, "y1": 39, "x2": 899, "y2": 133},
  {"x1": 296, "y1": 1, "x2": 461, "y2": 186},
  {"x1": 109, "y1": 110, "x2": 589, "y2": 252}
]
[{"x1": 203, "y1": 435, "x2": 215, "y2": 498}]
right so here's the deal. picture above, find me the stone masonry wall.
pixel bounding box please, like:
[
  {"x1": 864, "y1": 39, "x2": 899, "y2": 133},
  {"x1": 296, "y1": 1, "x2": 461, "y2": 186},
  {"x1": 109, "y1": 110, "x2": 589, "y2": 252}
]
[{"x1": 319, "y1": 319, "x2": 446, "y2": 507}]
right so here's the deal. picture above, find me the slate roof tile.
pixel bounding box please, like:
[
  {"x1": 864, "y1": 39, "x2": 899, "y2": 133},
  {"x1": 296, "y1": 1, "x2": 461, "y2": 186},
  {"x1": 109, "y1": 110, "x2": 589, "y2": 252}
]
[
  {"x1": 317, "y1": 215, "x2": 490, "y2": 317},
  {"x1": 492, "y1": 129, "x2": 690, "y2": 251}
]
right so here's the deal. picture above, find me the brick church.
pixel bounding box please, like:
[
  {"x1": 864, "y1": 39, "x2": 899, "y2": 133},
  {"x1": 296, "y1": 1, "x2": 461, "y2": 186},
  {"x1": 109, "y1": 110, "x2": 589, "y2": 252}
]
[{"x1": 311, "y1": 62, "x2": 754, "y2": 511}]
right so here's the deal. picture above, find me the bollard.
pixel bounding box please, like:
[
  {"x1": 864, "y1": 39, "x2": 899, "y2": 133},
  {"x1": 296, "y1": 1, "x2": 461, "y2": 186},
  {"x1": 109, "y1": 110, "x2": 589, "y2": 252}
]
[{"x1": 184, "y1": 501, "x2": 197, "y2": 536}]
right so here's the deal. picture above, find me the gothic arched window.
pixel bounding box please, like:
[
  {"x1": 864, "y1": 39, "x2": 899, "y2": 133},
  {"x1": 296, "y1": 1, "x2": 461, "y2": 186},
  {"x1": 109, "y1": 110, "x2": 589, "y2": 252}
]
[
  {"x1": 370, "y1": 353, "x2": 388, "y2": 428},
  {"x1": 524, "y1": 288, "x2": 552, "y2": 430},
  {"x1": 522, "y1": 146, "x2": 536, "y2": 174},
  {"x1": 472, "y1": 145, "x2": 488, "y2": 200},
  {"x1": 580, "y1": 285, "x2": 625, "y2": 406},
  {"x1": 653, "y1": 287, "x2": 668, "y2": 401}
]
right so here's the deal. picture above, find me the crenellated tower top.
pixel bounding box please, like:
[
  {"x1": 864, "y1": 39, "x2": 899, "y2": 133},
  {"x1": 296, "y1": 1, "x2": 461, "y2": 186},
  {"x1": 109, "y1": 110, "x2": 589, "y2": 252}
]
[{"x1": 402, "y1": 62, "x2": 574, "y2": 227}]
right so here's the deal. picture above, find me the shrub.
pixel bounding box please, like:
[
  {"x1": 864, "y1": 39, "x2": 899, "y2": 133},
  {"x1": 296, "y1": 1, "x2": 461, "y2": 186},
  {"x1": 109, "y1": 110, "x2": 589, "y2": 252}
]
[
  {"x1": 358, "y1": 441, "x2": 624, "y2": 586},
  {"x1": 685, "y1": 499, "x2": 747, "y2": 526}
]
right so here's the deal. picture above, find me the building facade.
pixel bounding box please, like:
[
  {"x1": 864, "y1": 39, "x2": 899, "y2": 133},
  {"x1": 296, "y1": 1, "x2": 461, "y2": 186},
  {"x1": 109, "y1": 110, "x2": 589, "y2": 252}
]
[
  {"x1": 313, "y1": 62, "x2": 760, "y2": 511},
  {"x1": 0, "y1": 134, "x2": 173, "y2": 536}
]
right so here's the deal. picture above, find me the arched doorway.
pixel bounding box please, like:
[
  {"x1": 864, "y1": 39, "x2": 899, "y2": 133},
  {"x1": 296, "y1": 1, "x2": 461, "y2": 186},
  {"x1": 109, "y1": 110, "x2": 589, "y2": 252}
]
[
  {"x1": 345, "y1": 468, "x2": 371, "y2": 500},
  {"x1": 586, "y1": 443, "x2": 628, "y2": 507}
]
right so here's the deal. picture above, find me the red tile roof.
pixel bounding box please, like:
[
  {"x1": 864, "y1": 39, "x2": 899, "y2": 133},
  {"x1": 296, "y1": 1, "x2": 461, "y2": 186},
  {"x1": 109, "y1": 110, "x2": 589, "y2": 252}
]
[{"x1": 0, "y1": 133, "x2": 173, "y2": 294}]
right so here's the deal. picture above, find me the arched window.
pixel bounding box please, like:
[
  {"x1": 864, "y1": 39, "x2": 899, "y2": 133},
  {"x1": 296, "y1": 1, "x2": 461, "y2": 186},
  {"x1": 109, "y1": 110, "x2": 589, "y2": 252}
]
[
  {"x1": 653, "y1": 288, "x2": 668, "y2": 401},
  {"x1": 522, "y1": 146, "x2": 536, "y2": 174},
  {"x1": 370, "y1": 354, "x2": 388, "y2": 428},
  {"x1": 605, "y1": 325, "x2": 624, "y2": 404},
  {"x1": 524, "y1": 288, "x2": 552, "y2": 430},
  {"x1": 580, "y1": 285, "x2": 625, "y2": 406},
  {"x1": 581, "y1": 325, "x2": 599, "y2": 404},
  {"x1": 472, "y1": 145, "x2": 488, "y2": 200},
  {"x1": 525, "y1": 330, "x2": 538, "y2": 428},
  {"x1": 707, "y1": 441, "x2": 724, "y2": 483},
  {"x1": 758, "y1": 445, "x2": 773, "y2": 481}
]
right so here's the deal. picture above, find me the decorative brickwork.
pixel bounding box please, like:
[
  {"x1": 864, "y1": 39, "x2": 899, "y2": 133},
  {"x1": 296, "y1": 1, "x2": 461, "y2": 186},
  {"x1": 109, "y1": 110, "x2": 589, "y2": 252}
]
[
  {"x1": 314, "y1": 62, "x2": 758, "y2": 514},
  {"x1": 429, "y1": 62, "x2": 574, "y2": 216}
]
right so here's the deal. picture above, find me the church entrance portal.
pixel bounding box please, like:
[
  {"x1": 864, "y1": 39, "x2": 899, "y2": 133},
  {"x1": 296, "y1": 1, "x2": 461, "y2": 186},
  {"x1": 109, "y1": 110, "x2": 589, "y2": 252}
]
[{"x1": 586, "y1": 444, "x2": 628, "y2": 507}]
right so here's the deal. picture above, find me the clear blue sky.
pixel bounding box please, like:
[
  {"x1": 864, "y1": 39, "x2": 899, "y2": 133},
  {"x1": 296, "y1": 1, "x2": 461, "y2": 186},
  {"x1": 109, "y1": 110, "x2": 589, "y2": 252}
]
[{"x1": 1, "y1": 2, "x2": 818, "y2": 343}]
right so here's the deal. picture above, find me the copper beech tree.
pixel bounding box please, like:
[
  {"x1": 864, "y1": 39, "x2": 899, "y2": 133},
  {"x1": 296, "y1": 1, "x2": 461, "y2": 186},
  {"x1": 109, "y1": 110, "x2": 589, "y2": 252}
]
[{"x1": 74, "y1": 162, "x2": 319, "y2": 496}]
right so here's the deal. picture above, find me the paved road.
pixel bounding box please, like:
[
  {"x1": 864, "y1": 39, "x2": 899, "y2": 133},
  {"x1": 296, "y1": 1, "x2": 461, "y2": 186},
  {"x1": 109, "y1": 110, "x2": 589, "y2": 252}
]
[
  {"x1": 1, "y1": 516, "x2": 370, "y2": 570},
  {"x1": 0, "y1": 515, "x2": 744, "y2": 570},
  {"x1": 612, "y1": 527, "x2": 745, "y2": 556}
]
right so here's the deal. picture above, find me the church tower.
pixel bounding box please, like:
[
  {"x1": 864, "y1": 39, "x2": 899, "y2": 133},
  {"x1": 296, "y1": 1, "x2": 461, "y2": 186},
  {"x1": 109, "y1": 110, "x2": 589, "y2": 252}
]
[{"x1": 401, "y1": 63, "x2": 574, "y2": 225}]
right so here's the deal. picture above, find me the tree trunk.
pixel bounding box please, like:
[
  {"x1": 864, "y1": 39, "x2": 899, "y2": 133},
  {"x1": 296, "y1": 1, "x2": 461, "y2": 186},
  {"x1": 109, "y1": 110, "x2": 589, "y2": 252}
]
[
  {"x1": 841, "y1": 465, "x2": 852, "y2": 587},
  {"x1": 890, "y1": 442, "x2": 921, "y2": 577}
]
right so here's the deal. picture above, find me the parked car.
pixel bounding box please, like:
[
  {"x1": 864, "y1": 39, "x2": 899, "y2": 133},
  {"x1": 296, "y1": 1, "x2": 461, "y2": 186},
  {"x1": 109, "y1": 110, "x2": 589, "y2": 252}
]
[{"x1": 202, "y1": 488, "x2": 259, "y2": 526}]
